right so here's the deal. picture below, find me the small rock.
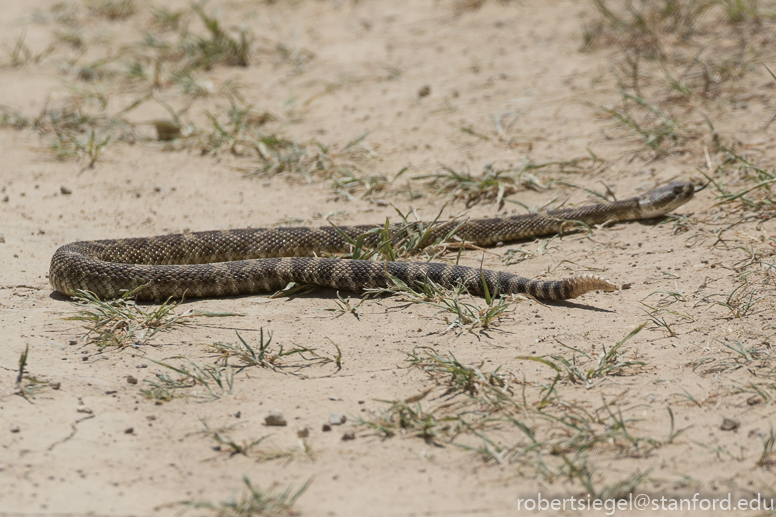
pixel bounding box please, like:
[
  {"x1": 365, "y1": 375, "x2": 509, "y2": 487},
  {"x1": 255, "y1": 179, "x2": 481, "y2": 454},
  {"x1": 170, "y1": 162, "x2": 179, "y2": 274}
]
[
  {"x1": 417, "y1": 85, "x2": 431, "y2": 98},
  {"x1": 297, "y1": 427, "x2": 310, "y2": 438},
  {"x1": 104, "y1": 390, "x2": 117, "y2": 395},
  {"x1": 0, "y1": 233, "x2": 4, "y2": 244},
  {"x1": 264, "y1": 410, "x2": 287, "y2": 427},
  {"x1": 77, "y1": 406, "x2": 93, "y2": 414},
  {"x1": 126, "y1": 376, "x2": 137, "y2": 385},
  {"x1": 621, "y1": 283, "x2": 633, "y2": 290},
  {"x1": 235, "y1": 411, "x2": 241, "y2": 418},
  {"x1": 146, "y1": 416, "x2": 156, "y2": 421},
  {"x1": 329, "y1": 414, "x2": 346, "y2": 426},
  {"x1": 81, "y1": 355, "x2": 89, "y2": 362},
  {"x1": 68, "y1": 340, "x2": 77, "y2": 346},
  {"x1": 322, "y1": 423, "x2": 332, "y2": 432},
  {"x1": 10, "y1": 426, "x2": 20, "y2": 433},
  {"x1": 341, "y1": 430, "x2": 356, "y2": 441},
  {"x1": 124, "y1": 427, "x2": 134, "y2": 434},
  {"x1": 153, "y1": 121, "x2": 182, "y2": 141},
  {"x1": 747, "y1": 396, "x2": 762, "y2": 406},
  {"x1": 136, "y1": 363, "x2": 147, "y2": 369},
  {"x1": 60, "y1": 186, "x2": 72, "y2": 195},
  {"x1": 720, "y1": 417, "x2": 739, "y2": 431},
  {"x1": 49, "y1": 381, "x2": 61, "y2": 390}
]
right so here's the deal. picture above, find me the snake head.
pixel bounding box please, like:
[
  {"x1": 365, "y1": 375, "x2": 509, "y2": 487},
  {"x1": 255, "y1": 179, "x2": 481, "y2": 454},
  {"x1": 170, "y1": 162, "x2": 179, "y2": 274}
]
[{"x1": 637, "y1": 181, "x2": 695, "y2": 218}]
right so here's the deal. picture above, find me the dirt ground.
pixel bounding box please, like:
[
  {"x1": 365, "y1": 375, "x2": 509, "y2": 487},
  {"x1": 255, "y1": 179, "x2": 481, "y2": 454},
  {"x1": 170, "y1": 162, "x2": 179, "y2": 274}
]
[{"x1": 2, "y1": 0, "x2": 776, "y2": 515}]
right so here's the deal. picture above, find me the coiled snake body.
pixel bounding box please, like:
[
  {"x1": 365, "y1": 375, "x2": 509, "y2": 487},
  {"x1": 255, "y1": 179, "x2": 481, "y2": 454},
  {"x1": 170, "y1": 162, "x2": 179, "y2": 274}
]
[{"x1": 49, "y1": 182, "x2": 694, "y2": 301}]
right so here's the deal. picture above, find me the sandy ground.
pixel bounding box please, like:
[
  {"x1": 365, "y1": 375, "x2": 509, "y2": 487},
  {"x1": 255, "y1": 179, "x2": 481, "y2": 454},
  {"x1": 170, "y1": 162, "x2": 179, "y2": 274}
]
[{"x1": 1, "y1": 0, "x2": 776, "y2": 515}]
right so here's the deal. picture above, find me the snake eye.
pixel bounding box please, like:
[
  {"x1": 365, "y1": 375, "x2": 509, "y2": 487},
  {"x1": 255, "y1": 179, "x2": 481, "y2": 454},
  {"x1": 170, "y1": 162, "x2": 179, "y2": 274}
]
[{"x1": 671, "y1": 182, "x2": 694, "y2": 197}]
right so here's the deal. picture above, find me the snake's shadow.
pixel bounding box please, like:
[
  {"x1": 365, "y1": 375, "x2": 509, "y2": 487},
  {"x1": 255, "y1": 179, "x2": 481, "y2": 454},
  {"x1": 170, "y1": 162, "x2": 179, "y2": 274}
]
[
  {"x1": 545, "y1": 300, "x2": 615, "y2": 313},
  {"x1": 633, "y1": 216, "x2": 672, "y2": 227}
]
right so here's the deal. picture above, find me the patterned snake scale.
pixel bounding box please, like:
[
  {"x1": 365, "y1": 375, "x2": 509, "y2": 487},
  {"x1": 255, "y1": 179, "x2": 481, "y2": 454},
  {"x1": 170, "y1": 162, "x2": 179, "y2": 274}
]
[{"x1": 49, "y1": 182, "x2": 695, "y2": 301}]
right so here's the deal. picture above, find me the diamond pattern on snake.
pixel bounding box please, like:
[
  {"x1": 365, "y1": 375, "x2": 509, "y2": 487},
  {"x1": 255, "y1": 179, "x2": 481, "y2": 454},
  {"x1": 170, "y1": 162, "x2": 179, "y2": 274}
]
[{"x1": 49, "y1": 182, "x2": 695, "y2": 301}]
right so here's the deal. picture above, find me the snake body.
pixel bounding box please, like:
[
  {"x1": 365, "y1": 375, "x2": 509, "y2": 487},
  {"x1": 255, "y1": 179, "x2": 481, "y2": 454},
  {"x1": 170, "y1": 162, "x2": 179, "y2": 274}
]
[{"x1": 49, "y1": 182, "x2": 695, "y2": 301}]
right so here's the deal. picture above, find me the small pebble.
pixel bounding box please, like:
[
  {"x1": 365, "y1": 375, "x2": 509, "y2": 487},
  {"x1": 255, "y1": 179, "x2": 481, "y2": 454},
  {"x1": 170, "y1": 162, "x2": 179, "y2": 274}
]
[
  {"x1": 49, "y1": 381, "x2": 61, "y2": 390},
  {"x1": 341, "y1": 430, "x2": 356, "y2": 441},
  {"x1": 329, "y1": 414, "x2": 346, "y2": 425},
  {"x1": 126, "y1": 376, "x2": 137, "y2": 385},
  {"x1": 81, "y1": 355, "x2": 89, "y2": 362},
  {"x1": 154, "y1": 121, "x2": 181, "y2": 141},
  {"x1": 720, "y1": 417, "x2": 739, "y2": 431},
  {"x1": 264, "y1": 410, "x2": 287, "y2": 427},
  {"x1": 1, "y1": 195, "x2": 8, "y2": 202},
  {"x1": 77, "y1": 406, "x2": 93, "y2": 414},
  {"x1": 297, "y1": 427, "x2": 310, "y2": 438},
  {"x1": 621, "y1": 283, "x2": 633, "y2": 290},
  {"x1": 322, "y1": 423, "x2": 332, "y2": 432},
  {"x1": 146, "y1": 416, "x2": 156, "y2": 421},
  {"x1": 10, "y1": 426, "x2": 20, "y2": 433},
  {"x1": 0, "y1": 233, "x2": 4, "y2": 244},
  {"x1": 60, "y1": 186, "x2": 72, "y2": 195},
  {"x1": 124, "y1": 427, "x2": 134, "y2": 434},
  {"x1": 136, "y1": 364, "x2": 147, "y2": 369},
  {"x1": 417, "y1": 85, "x2": 431, "y2": 97},
  {"x1": 747, "y1": 396, "x2": 762, "y2": 406},
  {"x1": 68, "y1": 340, "x2": 77, "y2": 346}
]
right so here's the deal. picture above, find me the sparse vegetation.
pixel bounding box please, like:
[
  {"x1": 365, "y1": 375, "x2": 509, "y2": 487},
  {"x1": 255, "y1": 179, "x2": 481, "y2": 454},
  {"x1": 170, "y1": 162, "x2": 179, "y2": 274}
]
[
  {"x1": 4, "y1": 29, "x2": 54, "y2": 67},
  {"x1": 143, "y1": 356, "x2": 235, "y2": 401},
  {"x1": 210, "y1": 330, "x2": 340, "y2": 374},
  {"x1": 358, "y1": 341, "x2": 684, "y2": 495},
  {"x1": 518, "y1": 323, "x2": 649, "y2": 385},
  {"x1": 196, "y1": 419, "x2": 302, "y2": 461},
  {"x1": 183, "y1": 476, "x2": 311, "y2": 517},
  {"x1": 12, "y1": 345, "x2": 51, "y2": 400},
  {"x1": 85, "y1": 0, "x2": 137, "y2": 20},
  {"x1": 366, "y1": 272, "x2": 514, "y2": 331},
  {"x1": 414, "y1": 156, "x2": 604, "y2": 207},
  {"x1": 68, "y1": 288, "x2": 235, "y2": 347},
  {"x1": 757, "y1": 428, "x2": 776, "y2": 469}
]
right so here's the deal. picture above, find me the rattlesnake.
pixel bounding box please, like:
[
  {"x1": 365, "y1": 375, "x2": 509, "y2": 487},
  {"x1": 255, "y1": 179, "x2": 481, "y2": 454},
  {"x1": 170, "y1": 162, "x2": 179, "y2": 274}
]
[{"x1": 49, "y1": 182, "x2": 694, "y2": 301}]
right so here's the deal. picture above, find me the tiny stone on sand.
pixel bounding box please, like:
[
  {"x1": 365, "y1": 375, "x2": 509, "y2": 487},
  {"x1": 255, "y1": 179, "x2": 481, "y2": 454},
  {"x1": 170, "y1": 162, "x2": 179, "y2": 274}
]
[{"x1": 265, "y1": 410, "x2": 287, "y2": 426}]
